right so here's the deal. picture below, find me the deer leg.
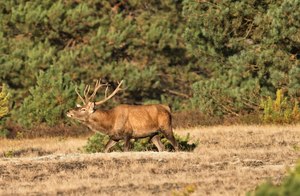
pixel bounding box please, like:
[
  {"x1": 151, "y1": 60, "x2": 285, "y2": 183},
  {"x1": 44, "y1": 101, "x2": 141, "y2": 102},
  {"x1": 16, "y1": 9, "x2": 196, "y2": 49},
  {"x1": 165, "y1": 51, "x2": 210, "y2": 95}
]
[
  {"x1": 104, "y1": 139, "x2": 118, "y2": 153},
  {"x1": 150, "y1": 134, "x2": 165, "y2": 152},
  {"x1": 161, "y1": 129, "x2": 179, "y2": 152},
  {"x1": 123, "y1": 136, "x2": 131, "y2": 152}
]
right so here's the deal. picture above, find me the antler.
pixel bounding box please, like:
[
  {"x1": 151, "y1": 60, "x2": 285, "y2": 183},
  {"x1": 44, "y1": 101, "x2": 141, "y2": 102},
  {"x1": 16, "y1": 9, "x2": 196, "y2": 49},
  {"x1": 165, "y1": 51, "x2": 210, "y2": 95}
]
[
  {"x1": 75, "y1": 79, "x2": 108, "y2": 104},
  {"x1": 87, "y1": 79, "x2": 107, "y2": 102},
  {"x1": 75, "y1": 87, "x2": 86, "y2": 104},
  {"x1": 94, "y1": 80, "x2": 124, "y2": 105},
  {"x1": 75, "y1": 79, "x2": 123, "y2": 105}
]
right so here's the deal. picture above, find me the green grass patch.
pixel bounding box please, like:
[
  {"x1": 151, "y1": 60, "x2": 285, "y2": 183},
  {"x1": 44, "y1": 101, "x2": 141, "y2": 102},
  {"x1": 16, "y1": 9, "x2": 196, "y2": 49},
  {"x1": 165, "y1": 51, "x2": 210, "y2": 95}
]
[{"x1": 83, "y1": 133, "x2": 199, "y2": 153}]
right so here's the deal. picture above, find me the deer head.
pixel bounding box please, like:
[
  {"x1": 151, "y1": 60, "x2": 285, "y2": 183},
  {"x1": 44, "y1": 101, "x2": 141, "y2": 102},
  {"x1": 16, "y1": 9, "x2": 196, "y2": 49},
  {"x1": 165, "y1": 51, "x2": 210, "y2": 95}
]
[{"x1": 66, "y1": 79, "x2": 123, "y2": 121}]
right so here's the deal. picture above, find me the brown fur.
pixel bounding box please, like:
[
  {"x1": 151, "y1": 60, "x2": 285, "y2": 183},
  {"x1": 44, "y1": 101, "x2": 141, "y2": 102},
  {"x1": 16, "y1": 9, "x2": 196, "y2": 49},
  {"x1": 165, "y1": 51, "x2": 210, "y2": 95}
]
[{"x1": 67, "y1": 104, "x2": 178, "y2": 152}]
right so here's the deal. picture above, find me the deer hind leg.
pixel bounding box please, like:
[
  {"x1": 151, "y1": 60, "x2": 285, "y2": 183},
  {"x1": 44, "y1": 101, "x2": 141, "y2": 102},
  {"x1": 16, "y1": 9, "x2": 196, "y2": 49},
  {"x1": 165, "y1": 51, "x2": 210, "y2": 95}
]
[
  {"x1": 161, "y1": 128, "x2": 179, "y2": 152},
  {"x1": 104, "y1": 139, "x2": 118, "y2": 153},
  {"x1": 150, "y1": 134, "x2": 165, "y2": 152}
]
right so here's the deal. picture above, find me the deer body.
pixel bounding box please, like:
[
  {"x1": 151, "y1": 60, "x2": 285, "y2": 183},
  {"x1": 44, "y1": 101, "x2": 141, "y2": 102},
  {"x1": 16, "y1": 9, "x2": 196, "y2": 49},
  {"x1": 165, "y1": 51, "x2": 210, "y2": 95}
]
[
  {"x1": 69, "y1": 104, "x2": 173, "y2": 139},
  {"x1": 67, "y1": 80, "x2": 178, "y2": 152}
]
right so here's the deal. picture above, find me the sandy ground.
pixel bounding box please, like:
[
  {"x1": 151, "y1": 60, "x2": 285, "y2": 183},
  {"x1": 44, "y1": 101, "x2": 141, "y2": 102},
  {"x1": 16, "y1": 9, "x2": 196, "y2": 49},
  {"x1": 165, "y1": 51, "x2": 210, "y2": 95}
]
[{"x1": 0, "y1": 125, "x2": 299, "y2": 195}]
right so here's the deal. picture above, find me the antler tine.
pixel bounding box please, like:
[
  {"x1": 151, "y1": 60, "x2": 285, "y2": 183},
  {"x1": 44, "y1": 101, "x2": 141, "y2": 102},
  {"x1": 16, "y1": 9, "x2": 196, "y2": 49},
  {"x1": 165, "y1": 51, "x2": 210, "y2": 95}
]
[
  {"x1": 83, "y1": 85, "x2": 89, "y2": 96},
  {"x1": 83, "y1": 85, "x2": 91, "y2": 102},
  {"x1": 75, "y1": 87, "x2": 86, "y2": 104},
  {"x1": 95, "y1": 80, "x2": 124, "y2": 105},
  {"x1": 88, "y1": 79, "x2": 106, "y2": 101},
  {"x1": 104, "y1": 85, "x2": 109, "y2": 98}
]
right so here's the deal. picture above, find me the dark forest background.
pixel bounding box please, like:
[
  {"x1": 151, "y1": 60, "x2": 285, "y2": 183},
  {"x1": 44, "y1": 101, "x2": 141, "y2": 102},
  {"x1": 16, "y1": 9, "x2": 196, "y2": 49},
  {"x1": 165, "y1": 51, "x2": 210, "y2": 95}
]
[{"x1": 0, "y1": 0, "x2": 299, "y2": 135}]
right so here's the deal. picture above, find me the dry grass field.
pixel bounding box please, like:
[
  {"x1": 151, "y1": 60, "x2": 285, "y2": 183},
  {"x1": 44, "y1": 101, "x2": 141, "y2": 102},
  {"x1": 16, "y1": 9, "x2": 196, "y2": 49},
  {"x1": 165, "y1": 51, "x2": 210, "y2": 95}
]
[{"x1": 0, "y1": 125, "x2": 299, "y2": 195}]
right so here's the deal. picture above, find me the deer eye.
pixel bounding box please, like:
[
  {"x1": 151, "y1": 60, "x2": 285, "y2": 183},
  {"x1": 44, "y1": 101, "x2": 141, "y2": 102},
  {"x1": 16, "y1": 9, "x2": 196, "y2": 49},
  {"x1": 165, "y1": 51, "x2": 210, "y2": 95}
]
[{"x1": 81, "y1": 108, "x2": 86, "y2": 112}]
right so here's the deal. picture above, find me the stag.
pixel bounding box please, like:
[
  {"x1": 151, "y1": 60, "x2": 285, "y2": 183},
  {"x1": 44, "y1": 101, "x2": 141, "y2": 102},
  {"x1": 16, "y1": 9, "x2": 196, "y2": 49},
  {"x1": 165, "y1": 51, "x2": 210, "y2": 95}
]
[{"x1": 66, "y1": 79, "x2": 178, "y2": 152}]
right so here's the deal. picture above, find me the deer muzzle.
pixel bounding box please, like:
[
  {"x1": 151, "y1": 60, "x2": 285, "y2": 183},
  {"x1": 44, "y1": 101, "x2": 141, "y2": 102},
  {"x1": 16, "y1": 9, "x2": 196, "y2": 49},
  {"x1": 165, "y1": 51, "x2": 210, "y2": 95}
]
[{"x1": 66, "y1": 111, "x2": 74, "y2": 118}]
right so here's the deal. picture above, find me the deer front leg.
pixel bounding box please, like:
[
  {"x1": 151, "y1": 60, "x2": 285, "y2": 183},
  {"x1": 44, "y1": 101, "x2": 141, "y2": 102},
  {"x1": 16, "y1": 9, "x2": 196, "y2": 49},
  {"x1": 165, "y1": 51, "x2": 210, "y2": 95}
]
[
  {"x1": 104, "y1": 138, "x2": 118, "y2": 153},
  {"x1": 123, "y1": 136, "x2": 131, "y2": 152}
]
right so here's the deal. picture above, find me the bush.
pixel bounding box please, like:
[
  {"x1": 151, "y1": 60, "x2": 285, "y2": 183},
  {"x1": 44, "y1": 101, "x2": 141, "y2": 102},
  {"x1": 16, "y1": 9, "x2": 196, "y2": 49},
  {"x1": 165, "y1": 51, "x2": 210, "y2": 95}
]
[
  {"x1": 13, "y1": 65, "x2": 77, "y2": 127},
  {"x1": 162, "y1": 133, "x2": 199, "y2": 152},
  {"x1": 83, "y1": 132, "x2": 199, "y2": 153},
  {"x1": 0, "y1": 129, "x2": 9, "y2": 138},
  {"x1": 185, "y1": 0, "x2": 300, "y2": 115},
  {"x1": 1, "y1": 1, "x2": 299, "y2": 125},
  {"x1": 0, "y1": 84, "x2": 10, "y2": 138},
  {"x1": 249, "y1": 161, "x2": 300, "y2": 196},
  {"x1": 0, "y1": 84, "x2": 9, "y2": 119},
  {"x1": 260, "y1": 89, "x2": 300, "y2": 123},
  {"x1": 191, "y1": 78, "x2": 260, "y2": 116},
  {"x1": 0, "y1": 1, "x2": 195, "y2": 114},
  {"x1": 83, "y1": 133, "x2": 116, "y2": 153}
]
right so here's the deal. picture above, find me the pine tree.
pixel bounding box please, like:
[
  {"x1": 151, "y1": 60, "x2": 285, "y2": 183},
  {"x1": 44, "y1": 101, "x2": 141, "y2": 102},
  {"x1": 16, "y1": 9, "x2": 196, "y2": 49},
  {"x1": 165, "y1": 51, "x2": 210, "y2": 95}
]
[
  {"x1": 184, "y1": 0, "x2": 300, "y2": 115},
  {"x1": 0, "y1": 0, "x2": 195, "y2": 112},
  {"x1": 1, "y1": 0, "x2": 299, "y2": 123},
  {"x1": 14, "y1": 66, "x2": 76, "y2": 127}
]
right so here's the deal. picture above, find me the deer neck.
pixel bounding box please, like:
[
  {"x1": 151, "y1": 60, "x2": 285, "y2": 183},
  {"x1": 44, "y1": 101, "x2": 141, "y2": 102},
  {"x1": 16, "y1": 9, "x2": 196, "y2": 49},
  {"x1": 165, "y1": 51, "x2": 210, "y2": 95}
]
[{"x1": 84, "y1": 110, "x2": 114, "y2": 135}]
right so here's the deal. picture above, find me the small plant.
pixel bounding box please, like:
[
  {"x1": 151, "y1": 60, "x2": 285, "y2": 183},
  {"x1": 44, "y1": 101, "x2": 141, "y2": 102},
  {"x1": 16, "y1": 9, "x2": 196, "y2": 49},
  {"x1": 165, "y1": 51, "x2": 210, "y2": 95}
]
[
  {"x1": 249, "y1": 161, "x2": 300, "y2": 196},
  {"x1": 0, "y1": 129, "x2": 9, "y2": 138},
  {"x1": 172, "y1": 184, "x2": 197, "y2": 196},
  {"x1": 83, "y1": 133, "x2": 121, "y2": 153},
  {"x1": 260, "y1": 89, "x2": 300, "y2": 123},
  {"x1": 163, "y1": 133, "x2": 199, "y2": 152},
  {"x1": 0, "y1": 84, "x2": 10, "y2": 138},
  {"x1": 0, "y1": 84, "x2": 9, "y2": 119},
  {"x1": 3, "y1": 150, "x2": 15, "y2": 158},
  {"x1": 15, "y1": 131, "x2": 24, "y2": 140},
  {"x1": 293, "y1": 145, "x2": 300, "y2": 151},
  {"x1": 83, "y1": 132, "x2": 199, "y2": 153}
]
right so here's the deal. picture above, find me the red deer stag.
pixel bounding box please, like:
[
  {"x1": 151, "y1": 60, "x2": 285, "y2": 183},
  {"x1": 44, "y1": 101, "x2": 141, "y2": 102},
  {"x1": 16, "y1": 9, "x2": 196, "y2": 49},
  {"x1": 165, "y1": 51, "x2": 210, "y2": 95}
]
[{"x1": 66, "y1": 79, "x2": 178, "y2": 152}]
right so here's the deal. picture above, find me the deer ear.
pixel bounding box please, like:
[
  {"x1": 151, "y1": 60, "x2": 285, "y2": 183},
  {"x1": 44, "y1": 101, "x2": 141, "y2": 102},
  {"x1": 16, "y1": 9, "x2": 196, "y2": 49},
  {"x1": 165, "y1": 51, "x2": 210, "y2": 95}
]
[
  {"x1": 88, "y1": 102, "x2": 95, "y2": 114},
  {"x1": 90, "y1": 102, "x2": 95, "y2": 108},
  {"x1": 76, "y1": 104, "x2": 82, "y2": 108}
]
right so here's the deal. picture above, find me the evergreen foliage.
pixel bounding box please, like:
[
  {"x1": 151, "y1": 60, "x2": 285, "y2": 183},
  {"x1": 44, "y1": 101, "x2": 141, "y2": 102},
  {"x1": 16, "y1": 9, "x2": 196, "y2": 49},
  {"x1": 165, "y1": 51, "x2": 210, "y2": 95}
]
[
  {"x1": 249, "y1": 161, "x2": 300, "y2": 196},
  {"x1": 184, "y1": 0, "x2": 300, "y2": 115},
  {"x1": 0, "y1": 1, "x2": 299, "y2": 126},
  {"x1": 0, "y1": 0, "x2": 195, "y2": 109},
  {"x1": 0, "y1": 84, "x2": 9, "y2": 138},
  {"x1": 14, "y1": 66, "x2": 76, "y2": 127},
  {"x1": 0, "y1": 84, "x2": 9, "y2": 119}
]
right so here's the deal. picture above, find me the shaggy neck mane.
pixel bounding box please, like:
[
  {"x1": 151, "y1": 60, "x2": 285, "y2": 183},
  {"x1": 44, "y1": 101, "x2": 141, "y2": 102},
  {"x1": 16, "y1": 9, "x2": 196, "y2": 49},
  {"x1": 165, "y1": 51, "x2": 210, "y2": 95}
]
[{"x1": 84, "y1": 110, "x2": 114, "y2": 134}]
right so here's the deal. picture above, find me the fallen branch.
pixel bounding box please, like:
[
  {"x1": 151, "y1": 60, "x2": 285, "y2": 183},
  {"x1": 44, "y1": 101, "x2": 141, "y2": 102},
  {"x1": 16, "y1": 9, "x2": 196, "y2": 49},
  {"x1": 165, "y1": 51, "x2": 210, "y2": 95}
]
[{"x1": 163, "y1": 89, "x2": 191, "y2": 99}]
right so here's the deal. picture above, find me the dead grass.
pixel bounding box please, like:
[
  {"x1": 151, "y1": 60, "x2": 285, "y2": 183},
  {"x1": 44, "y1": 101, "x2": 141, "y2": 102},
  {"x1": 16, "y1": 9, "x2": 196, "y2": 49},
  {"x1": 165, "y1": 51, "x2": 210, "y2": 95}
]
[
  {"x1": 0, "y1": 137, "x2": 85, "y2": 157},
  {"x1": 0, "y1": 125, "x2": 299, "y2": 195}
]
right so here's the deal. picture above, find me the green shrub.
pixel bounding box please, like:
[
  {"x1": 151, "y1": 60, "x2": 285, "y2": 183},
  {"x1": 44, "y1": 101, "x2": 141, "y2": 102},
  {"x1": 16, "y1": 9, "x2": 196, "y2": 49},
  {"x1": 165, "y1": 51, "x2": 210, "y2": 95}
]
[
  {"x1": 0, "y1": 129, "x2": 9, "y2": 138},
  {"x1": 82, "y1": 133, "x2": 119, "y2": 153},
  {"x1": 3, "y1": 150, "x2": 15, "y2": 158},
  {"x1": 0, "y1": 84, "x2": 10, "y2": 138},
  {"x1": 0, "y1": 1, "x2": 195, "y2": 114},
  {"x1": 83, "y1": 132, "x2": 199, "y2": 153},
  {"x1": 191, "y1": 77, "x2": 259, "y2": 116},
  {"x1": 249, "y1": 161, "x2": 300, "y2": 196},
  {"x1": 0, "y1": 84, "x2": 9, "y2": 119},
  {"x1": 14, "y1": 65, "x2": 77, "y2": 127},
  {"x1": 172, "y1": 184, "x2": 197, "y2": 196},
  {"x1": 162, "y1": 133, "x2": 199, "y2": 152},
  {"x1": 185, "y1": 0, "x2": 300, "y2": 115},
  {"x1": 260, "y1": 89, "x2": 300, "y2": 123},
  {"x1": 1, "y1": 0, "x2": 299, "y2": 123}
]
